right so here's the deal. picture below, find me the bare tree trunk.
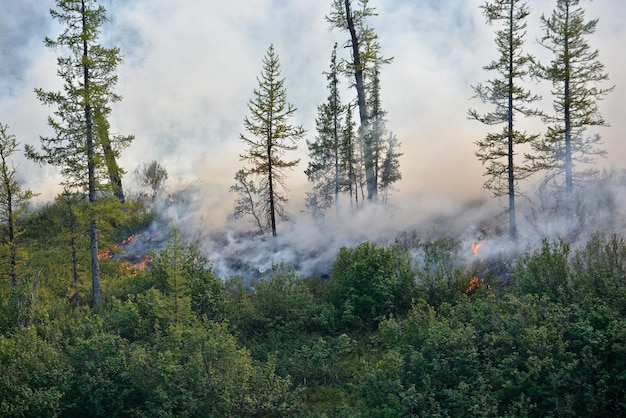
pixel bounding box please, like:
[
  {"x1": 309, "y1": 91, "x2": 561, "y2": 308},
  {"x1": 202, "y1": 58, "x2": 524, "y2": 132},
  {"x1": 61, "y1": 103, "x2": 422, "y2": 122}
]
[
  {"x1": 507, "y1": 1, "x2": 518, "y2": 240},
  {"x1": 95, "y1": 109, "x2": 125, "y2": 203},
  {"x1": 267, "y1": 109, "x2": 277, "y2": 237},
  {"x1": 82, "y1": 0, "x2": 101, "y2": 308},
  {"x1": 344, "y1": 0, "x2": 377, "y2": 202},
  {"x1": 563, "y1": 4, "x2": 573, "y2": 215}
]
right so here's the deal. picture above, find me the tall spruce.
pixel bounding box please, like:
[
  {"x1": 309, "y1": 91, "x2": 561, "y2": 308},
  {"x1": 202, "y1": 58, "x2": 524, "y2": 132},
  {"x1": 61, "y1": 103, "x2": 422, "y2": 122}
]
[
  {"x1": 236, "y1": 45, "x2": 305, "y2": 237},
  {"x1": 531, "y1": 0, "x2": 613, "y2": 212},
  {"x1": 305, "y1": 44, "x2": 346, "y2": 217},
  {"x1": 468, "y1": 0, "x2": 542, "y2": 239},
  {"x1": 26, "y1": 0, "x2": 133, "y2": 307},
  {"x1": 327, "y1": 0, "x2": 392, "y2": 202}
]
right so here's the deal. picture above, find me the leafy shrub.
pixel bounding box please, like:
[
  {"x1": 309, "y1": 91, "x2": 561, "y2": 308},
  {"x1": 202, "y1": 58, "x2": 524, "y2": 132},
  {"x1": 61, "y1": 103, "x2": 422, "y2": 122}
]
[
  {"x1": 516, "y1": 238, "x2": 571, "y2": 301},
  {"x1": 331, "y1": 242, "x2": 415, "y2": 330}
]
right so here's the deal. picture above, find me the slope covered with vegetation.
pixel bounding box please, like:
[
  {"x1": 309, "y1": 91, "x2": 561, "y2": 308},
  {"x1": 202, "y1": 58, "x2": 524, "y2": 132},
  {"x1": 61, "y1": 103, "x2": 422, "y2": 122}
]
[{"x1": 1, "y1": 197, "x2": 625, "y2": 417}]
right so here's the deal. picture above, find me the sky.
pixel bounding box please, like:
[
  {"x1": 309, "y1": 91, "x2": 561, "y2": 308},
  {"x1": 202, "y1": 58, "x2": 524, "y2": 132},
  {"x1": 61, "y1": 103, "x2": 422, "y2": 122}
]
[{"x1": 1, "y1": 0, "x2": 625, "y2": 231}]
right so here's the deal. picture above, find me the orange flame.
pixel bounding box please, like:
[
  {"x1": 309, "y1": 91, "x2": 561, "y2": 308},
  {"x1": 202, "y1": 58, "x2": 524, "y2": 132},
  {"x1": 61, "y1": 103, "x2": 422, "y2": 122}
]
[
  {"x1": 98, "y1": 248, "x2": 113, "y2": 260},
  {"x1": 466, "y1": 276, "x2": 484, "y2": 293},
  {"x1": 471, "y1": 242, "x2": 484, "y2": 256}
]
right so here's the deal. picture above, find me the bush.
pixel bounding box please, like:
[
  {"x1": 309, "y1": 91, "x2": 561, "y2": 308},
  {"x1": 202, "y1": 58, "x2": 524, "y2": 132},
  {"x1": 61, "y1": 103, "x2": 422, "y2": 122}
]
[{"x1": 331, "y1": 242, "x2": 415, "y2": 330}]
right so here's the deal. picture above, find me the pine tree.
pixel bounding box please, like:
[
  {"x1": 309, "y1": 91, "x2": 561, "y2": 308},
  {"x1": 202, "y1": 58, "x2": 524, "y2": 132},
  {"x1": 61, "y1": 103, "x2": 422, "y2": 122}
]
[
  {"x1": 327, "y1": 0, "x2": 392, "y2": 202},
  {"x1": 531, "y1": 0, "x2": 613, "y2": 212},
  {"x1": 26, "y1": 0, "x2": 133, "y2": 307},
  {"x1": 468, "y1": 0, "x2": 542, "y2": 239},
  {"x1": 305, "y1": 44, "x2": 346, "y2": 217},
  {"x1": 236, "y1": 45, "x2": 305, "y2": 237}
]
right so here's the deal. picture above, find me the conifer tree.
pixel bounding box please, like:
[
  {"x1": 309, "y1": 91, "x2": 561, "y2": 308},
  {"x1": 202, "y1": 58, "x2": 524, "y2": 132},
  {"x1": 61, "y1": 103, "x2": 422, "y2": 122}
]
[
  {"x1": 530, "y1": 0, "x2": 613, "y2": 212},
  {"x1": 236, "y1": 45, "x2": 305, "y2": 237},
  {"x1": 379, "y1": 132, "x2": 402, "y2": 205},
  {"x1": 327, "y1": 0, "x2": 392, "y2": 202},
  {"x1": 341, "y1": 103, "x2": 360, "y2": 209},
  {"x1": 26, "y1": 0, "x2": 133, "y2": 307},
  {"x1": 305, "y1": 44, "x2": 346, "y2": 217},
  {"x1": 0, "y1": 124, "x2": 34, "y2": 312},
  {"x1": 468, "y1": 0, "x2": 542, "y2": 239}
]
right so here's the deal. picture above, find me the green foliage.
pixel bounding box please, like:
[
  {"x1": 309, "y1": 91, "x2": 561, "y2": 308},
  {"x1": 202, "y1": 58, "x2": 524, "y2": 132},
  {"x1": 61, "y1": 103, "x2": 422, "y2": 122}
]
[
  {"x1": 149, "y1": 229, "x2": 226, "y2": 322},
  {"x1": 516, "y1": 238, "x2": 571, "y2": 300},
  {"x1": 227, "y1": 263, "x2": 334, "y2": 359},
  {"x1": 570, "y1": 233, "x2": 626, "y2": 305},
  {"x1": 331, "y1": 242, "x2": 414, "y2": 330},
  {"x1": 0, "y1": 327, "x2": 66, "y2": 417},
  {"x1": 4, "y1": 192, "x2": 626, "y2": 417},
  {"x1": 414, "y1": 237, "x2": 469, "y2": 306}
]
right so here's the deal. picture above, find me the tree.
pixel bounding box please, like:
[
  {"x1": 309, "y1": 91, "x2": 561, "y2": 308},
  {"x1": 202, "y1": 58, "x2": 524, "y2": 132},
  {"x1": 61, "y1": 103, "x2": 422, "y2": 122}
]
[
  {"x1": 230, "y1": 169, "x2": 264, "y2": 235},
  {"x1": 341, "y1": 103, "x2": 361, "y2": 209},
  {"x1": 379, "y1": 132, "x2": 402, "y2": 205},
  {"x1": 305, "y1": 43, "x2": 347, "y2": 217},
  {"x1": 26, "y1": 0, "x2": 134, "y2": 307},
  {"x1": 236, "y1": 45, "x2": 305, "y2": 237},
  {"x1": 531, "y1": 0, "x2": 614, "y2": 212},
  {"x1": 468, "y1": 0, "x2": 542, "y2": 239},
  {"x1": 327, "y1": 0, "x2": 393, "y2": 202},
  {"x1": 135, "y1": 160, "x2": 168, "y2": 201},
  {"x1": 0, "y1": 125, "x2": 35, "y2": 326}
]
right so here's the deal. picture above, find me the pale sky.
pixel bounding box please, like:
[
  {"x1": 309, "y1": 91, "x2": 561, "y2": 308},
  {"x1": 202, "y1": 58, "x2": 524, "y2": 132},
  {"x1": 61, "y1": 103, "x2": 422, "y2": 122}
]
[{"x1": 1, "y1": 0, "x2": 625, "y2": 224}]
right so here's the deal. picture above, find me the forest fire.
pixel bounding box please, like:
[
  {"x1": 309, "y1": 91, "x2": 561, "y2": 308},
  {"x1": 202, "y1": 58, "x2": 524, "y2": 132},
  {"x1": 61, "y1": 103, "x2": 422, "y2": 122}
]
[
  {"x1": 98, "y1": 248, "x2": 113, "y2": 260},
  {"x1": 465, "y1": 275, "x2": 488, "y2": 294},
  {"x1": 471, "y1": 242, "x2": 484, "y2": 256},
  {"x1": 95, "y1": 230, "x2": 160, "y2": 273}
]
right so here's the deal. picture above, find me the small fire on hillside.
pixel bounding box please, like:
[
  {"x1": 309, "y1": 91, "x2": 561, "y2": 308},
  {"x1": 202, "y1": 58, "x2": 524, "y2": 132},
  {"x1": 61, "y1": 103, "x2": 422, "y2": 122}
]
[
  {"x1": 471, "y1": 242, "x2": 484, "y2": 256},
  {"x1": 98, "y1": 226, "x2": 169, "y2": 272}
]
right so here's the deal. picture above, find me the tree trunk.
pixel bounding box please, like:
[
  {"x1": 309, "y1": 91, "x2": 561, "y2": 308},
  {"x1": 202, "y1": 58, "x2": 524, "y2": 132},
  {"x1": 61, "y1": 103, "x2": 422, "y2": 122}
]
[
  {"x1": 267, "y1": 111, "x2": 277, "y2": 237},
  {"x1": 563, "y1": 4, "x2": 573, "y2": 215},
  {"x1": 82, "y1": 0, "x2": 101, "y2": 308},
  {"x1": 507, "y1": 0, "x2": 518, "y2": 239},
  {"x1": 344, "y1": 0, "x2": 377, "y2": 202},
  {"x1": 95, "y1": 109, "x2": 125, "y2": 203}
]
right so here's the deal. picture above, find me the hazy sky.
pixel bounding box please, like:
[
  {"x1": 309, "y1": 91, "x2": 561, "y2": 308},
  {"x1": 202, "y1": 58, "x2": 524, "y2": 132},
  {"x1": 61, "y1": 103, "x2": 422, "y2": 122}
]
[{"x1": 1, "y1": 0, "x2": 625, "y2": 218}]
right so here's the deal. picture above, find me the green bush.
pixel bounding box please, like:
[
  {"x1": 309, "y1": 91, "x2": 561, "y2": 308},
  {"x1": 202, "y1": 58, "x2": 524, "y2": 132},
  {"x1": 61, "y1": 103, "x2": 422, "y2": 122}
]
[{"x1": 331, "y1": 242, "x2": 415, "y2": 330}]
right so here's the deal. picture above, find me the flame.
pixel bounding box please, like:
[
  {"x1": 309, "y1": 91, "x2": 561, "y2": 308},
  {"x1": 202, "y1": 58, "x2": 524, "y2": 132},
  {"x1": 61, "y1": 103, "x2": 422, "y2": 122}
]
[
  {"x1": 133, "y1": 255, "x2": 149, "y2": 270},
  {"x1": 121, "y1": 233, "x2": 140, "y2": 245},
  {"x1": 465, "y1": 276, "x2": 488, "y2": 294},
  {"x1": 471, "y1": 242, "x2": 484, "y2": 256},
  {"x1": 98, "y1": 248, "x2": 113, "y2": 260}
]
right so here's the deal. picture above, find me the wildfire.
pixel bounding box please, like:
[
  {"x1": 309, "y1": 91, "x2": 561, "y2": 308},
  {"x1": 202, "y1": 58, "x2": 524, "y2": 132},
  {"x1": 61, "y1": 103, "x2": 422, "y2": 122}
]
[
  {"x1": 465, "y1": 275, "x2": 490, "y2": 294},
  {"x1": 96, "y1": 232, "x2": 152, "y2": 273},
  {"x1": 98, "y1": 248, "x2": 113, "y2": 260},
  {"x1": 471, "y1": 242, "x2": 484, "y2": 256}
]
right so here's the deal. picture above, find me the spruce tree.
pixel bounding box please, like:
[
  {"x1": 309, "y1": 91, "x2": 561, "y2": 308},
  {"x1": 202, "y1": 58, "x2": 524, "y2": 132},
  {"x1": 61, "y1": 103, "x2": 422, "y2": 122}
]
[
  {"x1": 236, "y1": 45, "x2": 305, "y2": 237},
  {"x1": 26, "y1": 0, "x2": 133, "y2": 307},
  {"x1": 305, "y1": 44, "x2": 346, "y2": 217},
  {"x1": 468, "y1": 0, "x2": 542, "y2": 239},
  {"x1": 531, "y1": 0, "x2": 613, "y2": 212}
]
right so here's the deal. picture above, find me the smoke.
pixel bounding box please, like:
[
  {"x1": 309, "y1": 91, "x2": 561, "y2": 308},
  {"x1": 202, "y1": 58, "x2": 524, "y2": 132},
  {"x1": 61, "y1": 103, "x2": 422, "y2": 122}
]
[{"x1": 119, "y1": 165, "x2": 626, "y2": 285}]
